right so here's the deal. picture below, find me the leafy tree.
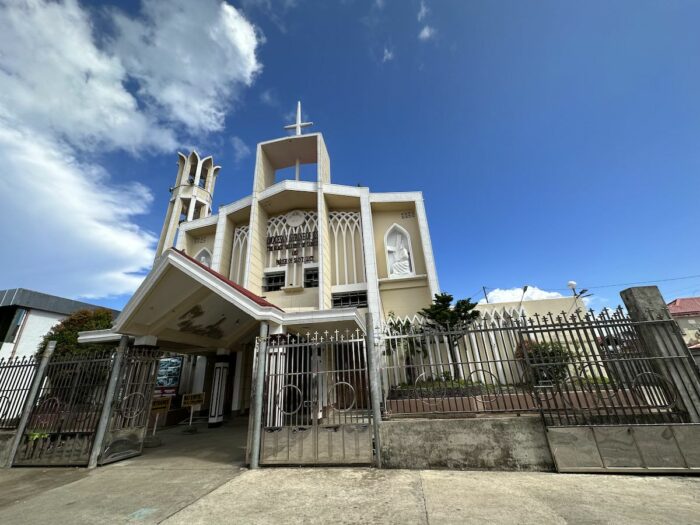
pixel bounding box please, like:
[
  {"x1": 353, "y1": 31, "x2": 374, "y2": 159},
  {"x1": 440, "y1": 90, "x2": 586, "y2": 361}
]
[
  {"x1": 36, "y1": 308, "x2": 115, "y2": 405},
  {"x1": 419, "y1": 293, "x2": 480, "y2": 380},
  {"x1": 37, "y1": 308, "x2": 114, "y2": 357}
]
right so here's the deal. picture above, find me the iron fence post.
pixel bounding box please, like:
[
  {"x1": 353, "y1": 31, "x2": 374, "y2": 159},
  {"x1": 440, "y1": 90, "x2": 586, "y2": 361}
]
[
  {"x1": 6, "y1": 341, "x2": 56, "y2": 468},
  {"x1": 250, "y1": 321, "x2": 269, "y2": 469},
  {"x1": 365, "y1": 312, "x2": 383, "y2": 468},
  {"x1": 87, "y1": 335, "x2": 128, "y2": 469}
]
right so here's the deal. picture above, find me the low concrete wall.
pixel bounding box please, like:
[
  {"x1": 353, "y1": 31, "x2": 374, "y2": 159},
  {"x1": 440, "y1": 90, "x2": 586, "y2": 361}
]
[
  {"x1": 0, "y1": 430, "x2": 16, "y2": 466},
  {"x1": 379, "y1": 416, "x2": 554, "y2": 471}
]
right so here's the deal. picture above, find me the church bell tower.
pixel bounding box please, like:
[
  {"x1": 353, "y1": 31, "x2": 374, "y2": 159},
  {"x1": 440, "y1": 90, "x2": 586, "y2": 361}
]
[{"x1": 155, "y1": 151, "x2": 220, "y2": 258}]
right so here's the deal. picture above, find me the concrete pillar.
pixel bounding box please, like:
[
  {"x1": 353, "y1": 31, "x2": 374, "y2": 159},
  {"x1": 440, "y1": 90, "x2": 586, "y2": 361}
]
[
  {"x1": 365, "y1": 313, "x2": 383, "y2": 468},
  {"x1": 621, "y1": 286, "x2": 700, "y2": 423},
  {"x1": 208, "y1": 349, "x2": 229, "y2": 427},
  {"x1": 249, "y1": 322, "x2": 269, "y2": 469},
  {"x1": 186, "y1": 198, "x2": 197, "y2": 221},
  {"x1": 231, "y1": 350, "x2": 244, "y2": 413}
]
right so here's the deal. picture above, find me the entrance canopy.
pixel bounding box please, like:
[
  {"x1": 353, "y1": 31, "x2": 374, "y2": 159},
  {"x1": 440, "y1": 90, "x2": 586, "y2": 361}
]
[{"x1": 80, "y1": 249, "x2": 364, "y2": 351}]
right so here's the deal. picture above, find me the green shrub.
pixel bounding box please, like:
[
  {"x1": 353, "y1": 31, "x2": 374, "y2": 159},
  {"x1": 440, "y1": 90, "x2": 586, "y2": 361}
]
[{"x1": 516, "y1": 340, "x2": 573, "y2": 384}]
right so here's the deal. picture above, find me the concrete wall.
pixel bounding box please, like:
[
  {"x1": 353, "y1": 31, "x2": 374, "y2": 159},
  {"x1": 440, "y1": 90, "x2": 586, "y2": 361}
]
[
  {"x1": 379, "y1": 416, "x2": 554, "y2": 471},
  {"x1": 673, "y1": 315, "x2": 700, "y2": 346},
  {"x1": 3, "y1": 309, "x2": 64, "y2": 359},
  {"x1": 0, "y1": 430, "x2": 15, "y2": 466}
]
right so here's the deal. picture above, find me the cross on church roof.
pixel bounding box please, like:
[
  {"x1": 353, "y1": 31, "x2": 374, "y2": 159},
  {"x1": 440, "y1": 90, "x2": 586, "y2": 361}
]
[{"x1": 284, "y1": 101, "x2": 313, "y2": 136}]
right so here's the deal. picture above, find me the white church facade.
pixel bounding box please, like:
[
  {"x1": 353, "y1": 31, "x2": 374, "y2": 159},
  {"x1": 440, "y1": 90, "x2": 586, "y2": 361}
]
[{"x1": 80, "y1": 104, "x2": 440, "y2": 424}]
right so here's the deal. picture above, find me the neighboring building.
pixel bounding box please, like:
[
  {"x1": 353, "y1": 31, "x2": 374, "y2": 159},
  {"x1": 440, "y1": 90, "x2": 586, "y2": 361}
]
[
  {"x1": 0, "y1": 288, "x2": 114, "y2": 359},
  {"x1": 476, "y1": 296, "x2": 585, "y2": 321},
  {"x1": 80, "y1": 104, "x2": 440, "y2": 424},
  {"x1": 667, "y1": 297, "x2": 700, "y2": 347}
]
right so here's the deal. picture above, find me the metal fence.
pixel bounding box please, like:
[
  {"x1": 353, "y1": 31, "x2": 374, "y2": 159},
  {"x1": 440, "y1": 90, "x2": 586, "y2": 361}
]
[
  {"x1": 0, "y1": 356, "x2": 37, "y2": 429},
  {"x1": 378, "y1": 307, "x2": 700, "y2": 425},
  {"x1": 380, "y1": 315, "x2": 538, "y2": 417},
  {"x1": 519, "y1": 309, "x2": 700, "y2": 426},
  {"x1": 14, "y1": 349, "x2": 114, "y2": 466}
]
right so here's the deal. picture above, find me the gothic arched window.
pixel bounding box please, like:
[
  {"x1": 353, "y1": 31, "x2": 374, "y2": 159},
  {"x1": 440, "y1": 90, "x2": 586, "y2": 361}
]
[
  {"x1": 195, "y1": 248, "x2": 212, "y2": 268},
  {"x1": 384, "y1": 224, "x2": 414, "y2": 278}
]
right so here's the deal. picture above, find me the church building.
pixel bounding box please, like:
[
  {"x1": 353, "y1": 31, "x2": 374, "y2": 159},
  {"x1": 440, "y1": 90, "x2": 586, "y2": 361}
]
[{"x1": 81, "y1": 103, "x2": 439, "y2": 426}]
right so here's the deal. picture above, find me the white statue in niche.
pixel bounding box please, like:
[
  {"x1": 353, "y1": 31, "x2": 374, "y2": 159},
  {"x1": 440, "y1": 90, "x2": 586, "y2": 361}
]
[
  {"x1": 195, "y1": 249, "x2": 212, "y2": 268},
  {"x1": 386, "y1": 226, "x2": 413, "y2": 277}
]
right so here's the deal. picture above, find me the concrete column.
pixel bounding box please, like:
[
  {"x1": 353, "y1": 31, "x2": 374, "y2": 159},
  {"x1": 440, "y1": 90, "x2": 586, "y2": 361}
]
[
  {"x1": 208, "y1": 349, "x2": 229, "y2": 427},
  {"x1": 621, "y1": 286, "x2": 700, "y2": 423},
  {"x1": 231, "y1": 350, "x2": 244, "y2": 413},
  {"x1": 190, "y1": 356, "x2": 207, "y2": 413},
  {"x1": 249, "y1": 321, "x2": 269, "y2": 469},
  {"x1": 6, "y1": 341, "x2": 55, "y2": 468},
  {"x1": 365, "y1": 312, "x2": 383, "y2": 468},
  {"x1": 186, "y1": 198, "x2": 197, "y2": 221}
]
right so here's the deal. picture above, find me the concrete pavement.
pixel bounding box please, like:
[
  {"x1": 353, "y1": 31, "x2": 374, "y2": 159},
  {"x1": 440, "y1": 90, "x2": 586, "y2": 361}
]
[
  {"x1": 162, "y1": 468, "x2": 700, "y2": 525},
  {"x1": 0, "y1": 418, "x2": 698, "y2": 524},
  {"x1": 0, "y1": 465, "x2": 698, "y2": 524}
]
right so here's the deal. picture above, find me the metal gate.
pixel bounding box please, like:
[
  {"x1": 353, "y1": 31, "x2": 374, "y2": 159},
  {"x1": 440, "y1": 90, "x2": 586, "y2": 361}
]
[
  {"x1": 258, "y1": 331, "x2": 373, "y2": 465},
  {"x1": 99, "y1": 347, "x2": 161, "y2": 465},
  {"x1": 13, "y1": 350, "x2": 114, "y2": 467},
  {"x1": 520, "y1": 309, "x2": 700, "y2": 473},
  {"x1": 12, "y1": 346, "x2": 161, "y2": 467}
]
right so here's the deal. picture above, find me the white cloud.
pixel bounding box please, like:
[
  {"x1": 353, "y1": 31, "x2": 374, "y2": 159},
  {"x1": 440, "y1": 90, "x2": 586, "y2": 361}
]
[
  {"x1": 260, "y1": 88, "x2": 278, "y2": 106},
  {"x1": 0, "y1": 0, "x2": 263, "y2": 299},
  {"x1": 0, "y1": 0, "x2": 176, "y2": 153},
  {"x1": 0, "y1": 120, "x2": 156, "y2": 298},
  {"x1": 232, "y1": 136, "x2": 252, "y2": 162},
  {"x1": 382, "y1": 47, "x2": 394, "y2": 62},
  {"x1": 479, "y1": 286, "x2": 565, "y2": 305},
  {"x1": 374, "y1": 0, "x2": 386, "y2": 9},
  {"x1": 110, "y1": 0, "x2": 262, "y2": 134},
  {"x1": 417, "y1": 1, "x2": 429, "y2": 22},
  {"x1": 418, "y1": 25, "x2": 435, "y2": 41}
]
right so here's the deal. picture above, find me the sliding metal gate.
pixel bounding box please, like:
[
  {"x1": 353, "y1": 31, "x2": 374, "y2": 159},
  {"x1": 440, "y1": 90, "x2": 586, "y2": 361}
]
[
  {"x1": 258, "y1": 331, "x2": 373, "y2": 465},
  {"x1": 12, "y1": 347, "x2": 161, "y2": 467},
  {"x1": 520, "y1": 310, "x2": 700, "y2": 473}
]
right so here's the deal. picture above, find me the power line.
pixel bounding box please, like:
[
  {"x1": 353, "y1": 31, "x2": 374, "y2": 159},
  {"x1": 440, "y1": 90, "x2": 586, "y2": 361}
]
[{"x1": 550, "y1": 273, "x2": 700, "y2": 292}]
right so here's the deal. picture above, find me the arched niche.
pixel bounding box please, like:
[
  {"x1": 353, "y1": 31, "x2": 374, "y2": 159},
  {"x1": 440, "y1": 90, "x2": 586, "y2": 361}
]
[
  {"x1": 199, "y1": 157, "x2": 213, "y2": 190},
  {"x1": 187, "y1": 151, "x2": 200, "y2": 184},
  {"x1": 195, "y1": 248, "x2": 212, "y2": 268},
  {"x1": 384, "y1": 223, "x2": 415, "y2": 278}
]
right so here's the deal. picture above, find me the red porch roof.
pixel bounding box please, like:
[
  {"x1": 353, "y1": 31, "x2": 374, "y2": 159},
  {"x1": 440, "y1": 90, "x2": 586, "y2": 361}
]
[{"x1": 174, "y1": 249, "x2": 283, "y2": 312}]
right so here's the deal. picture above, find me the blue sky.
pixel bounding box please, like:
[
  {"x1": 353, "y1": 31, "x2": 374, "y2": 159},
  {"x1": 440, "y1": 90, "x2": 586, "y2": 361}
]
[{"x1": 1, "y1": 0, "x2": 699, "y2": 311}]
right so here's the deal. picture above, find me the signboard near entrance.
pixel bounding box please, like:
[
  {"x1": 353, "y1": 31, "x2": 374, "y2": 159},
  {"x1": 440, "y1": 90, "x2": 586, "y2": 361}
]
[
  {"x1": 151, "y1": 396, "x2": 172, "y2": 413},
  {"x1": 182, "y1": 392, "x2": 205, "y2": 408}
]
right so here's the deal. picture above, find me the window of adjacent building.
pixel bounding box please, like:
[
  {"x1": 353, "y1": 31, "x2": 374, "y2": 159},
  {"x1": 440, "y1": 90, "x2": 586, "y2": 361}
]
[
  {"x1": 1, "y1": 307, "x2": 27, "y2": 344},
  {"x1": 263, "y1": 272, "x2": 286, "y2": 292},
  {"x1": 332, "y1": 291, "x2": 368, "y2": 308},
  {"x1": 304, "y1": 267, "x2": 319, "y2": 288}
]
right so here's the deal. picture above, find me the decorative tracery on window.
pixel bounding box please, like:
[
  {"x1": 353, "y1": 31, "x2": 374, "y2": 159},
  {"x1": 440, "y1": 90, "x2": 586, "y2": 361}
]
[
  {"x1": 385, "y1": 223, "x2": 414, "y2": 278},
  {"x1": 230, "y1": 225, "x2": 249, "y2": 285},
  {"x1": 266, "y1": 211, "x2": 318, "y2": 268},
  {"x1": 329, "y1": 211, "x2": 365, "y2": 286},
  {"x1": 195, "y1": 248, "x2": 212, "y2": 268},
  {"x1": 266, "y1": 211, "x2": 318, "y2": 288}
]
